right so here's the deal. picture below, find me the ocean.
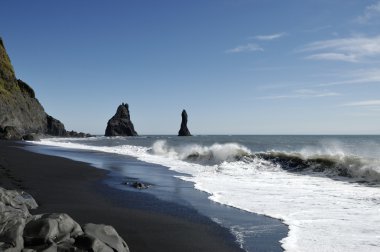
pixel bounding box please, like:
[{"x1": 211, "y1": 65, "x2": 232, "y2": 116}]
[{"x1": 34, "y1": 135, "x2": 380, "y2": 252}]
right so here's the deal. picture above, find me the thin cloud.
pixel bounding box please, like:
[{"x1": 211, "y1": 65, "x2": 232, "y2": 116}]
[
  {"x1": 306, "y1": 53, "x2": 358, "y2": 62},
  {"x1": 300, "y1": 35, "x2": 380, "y2": 62},
  {"x1": 356, "y1": 1, "x2": 380, "y2": 24},
  {"x1": 317, "y1": 68, "x2": 380, "y2": 86},
  {"x1": 227, "y1": 32, "x2": 286, "y2": 55},
  {"x1": 343, "y1": 100, "x2": 380, "y2": 106},
  {"x1": 258, "y1": 89, "x2": 341, "y2": 100},
  {"x1": 255, "y1": 69, "x2": 380, "y2": 92},
  {"x1": 342, "y1": 99, "x2": 380, "y2": 114},
  {"x1": 254, "y1": 32, "x2": 287, "y2": 41},
  {"x1": 225, "y1": 43, "x2": 263, "y2": 53}
]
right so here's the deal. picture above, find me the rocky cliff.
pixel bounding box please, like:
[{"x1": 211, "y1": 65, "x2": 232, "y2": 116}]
[
  {"x1": 105, "y1": 103, "x2": 138, "y2": 136},
  {"x1": 0, "y1": 37, "x2": 67, "y2": 139},
  {"x1": 178, "y1": 109, "x2": 191, "y2": 136}
]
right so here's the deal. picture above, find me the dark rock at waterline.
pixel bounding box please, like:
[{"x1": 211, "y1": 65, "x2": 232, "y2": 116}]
[
  {"x1": 105, "y1": 103, "x2": 138, "y2": 136},
  {"x1": 132, "y1": 182, "x2": 150, "y2": 189},
  {"x1": 178, "y1": 109, "x2": 191, "y2": 136},
  {"x1": 46, "y1": 114, "x2": 66, "y2": 136},
  {"x1": 22, "y1": 133, "x2": 41, "y2": 141},
  {"x1": 122, "y1": 180, "x2": 150, "y2": 189},
  {"x1": 66, "y1": 130, "x2": 92, "y2": 138}
]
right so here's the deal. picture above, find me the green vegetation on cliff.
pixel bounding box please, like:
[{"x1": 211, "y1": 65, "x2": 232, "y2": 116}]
[
  {"x1": 0, "y1": 37, "x2": 16, "y2": 92},
  {"x1": 0, "y1": 37, "x2": 67, "y2": 138}
]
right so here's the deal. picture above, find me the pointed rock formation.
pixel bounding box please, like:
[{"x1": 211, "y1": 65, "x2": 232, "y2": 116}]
[
  {"x1": 178, "y1": 109, "x2": 191, "y2": 136},
  {"x1": 105, "y1": 103, "x2": 138, "y2": 136},
  {"x1": 0, "y1": 37, "x2": 67, "y2": 139}
]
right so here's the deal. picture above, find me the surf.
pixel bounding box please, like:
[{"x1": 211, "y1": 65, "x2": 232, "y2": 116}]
[
  {"x1": 36, "y1": 136, "x2": 380, "y2": 252},
  {"x1": 149, "y1": 140, "x2": 380, "y2": 183}
]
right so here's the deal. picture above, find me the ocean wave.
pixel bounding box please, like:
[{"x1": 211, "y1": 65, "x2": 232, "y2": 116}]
[
  {"x1": 149, "y1": 140, "x2": 380, "y2": 182},
  {"x1": 255, "y1": 151, "x2": 380, "y2": 182},
  {"x1": 36, "y1": 137, "x2": 380, "y2": 251},
  {"x1": 150, "y1": 140, "x2": 252, "y2": 165}
]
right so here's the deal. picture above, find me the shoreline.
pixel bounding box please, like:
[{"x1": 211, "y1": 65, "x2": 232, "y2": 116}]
[
  {"x1": 28, "y1": 141, "x2": 288, "y2": 251},
  {"x1": 0, "y1": 140, "x2": 245, "y2": 252}
]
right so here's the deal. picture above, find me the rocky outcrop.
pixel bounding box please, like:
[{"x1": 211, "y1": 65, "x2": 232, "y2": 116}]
[
  {"x1": 0, "y1": 188, "x2": 38, "y2": 251},
  {"x1": 83, "y1": 223, "x2": 129, "y2": 252},
  {"x1": 0, "y1": 187, "x2": 129, "y2": 252},
  {"x1": 0, "y1": 126, "x2": 22, "y2": 140},
  {"x1": 0, "y1": 38, "x2": 49, "y2": 138},
  {"x1": 105, "y1": 103, "x2": 138, "y2": 136},
  {"x1": 46, "y1": 115, "x2": 66, "y2": 136},
  {"x1": 66, "y1": 130, "x2": 92, "y2": 138},
  {"x1": 0, "y1": 37, "x2": 90, "y2": 140},
  {"x1": 178, "y1": 109, "x2": 191, "y2": 136}
]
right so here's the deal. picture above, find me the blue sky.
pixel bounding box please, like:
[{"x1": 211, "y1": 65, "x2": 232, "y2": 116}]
[{"x1": 1, "y1": 0, "x2": 380, "y2": 134}]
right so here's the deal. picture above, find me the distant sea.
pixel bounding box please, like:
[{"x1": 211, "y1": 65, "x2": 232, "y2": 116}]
[{"x1": 35, "y1": 135, "x2": 380, "y2": 251}]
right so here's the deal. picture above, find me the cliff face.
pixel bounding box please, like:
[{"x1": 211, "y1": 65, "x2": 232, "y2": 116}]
[
  {"x1": 0, "y1": 37, "x2": 66, "y2": 139},
  {"x1": 105, "y1": 103, "x2": 138, "y2": 136}
]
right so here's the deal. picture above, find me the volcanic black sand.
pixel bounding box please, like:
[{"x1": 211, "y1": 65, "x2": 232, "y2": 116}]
[{"x1": 0, "y1": 140, "x2": 245, "y2": 252}]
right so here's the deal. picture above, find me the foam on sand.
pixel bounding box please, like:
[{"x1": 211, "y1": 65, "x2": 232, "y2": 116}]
[{"x1": 37, "y1": 138, "x2": 380, "y2": 252}]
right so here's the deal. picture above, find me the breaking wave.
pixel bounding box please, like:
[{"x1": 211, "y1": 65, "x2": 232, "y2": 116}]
[
  {"x1": 256, "y1": 151, "x2": 380, "y2": 182},
  {"x1": 150, "y1": 140, "x2": 380, "y2": 182},
  {"x1": 151, "y1": 140, "x2": 252, "y2": 164},
  {"x1": 36, "y1": 136, "x2": 380, "y2": 251}
]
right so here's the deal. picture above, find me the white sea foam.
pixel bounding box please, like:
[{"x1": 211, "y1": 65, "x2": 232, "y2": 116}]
[{"x1": 37, "y1": 138, "x2": 380, "y2": 252}]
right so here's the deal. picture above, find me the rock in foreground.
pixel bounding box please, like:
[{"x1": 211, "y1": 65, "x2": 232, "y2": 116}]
[
  {"x1": 105, "y1": 103, "x2": 138, "y2": 136},
  {"x1": 0, "y1": 187, "x2": 130, "y2": 252},
  {"x1": 178, "y1": 109, "x2": 192, "y2": 136}
]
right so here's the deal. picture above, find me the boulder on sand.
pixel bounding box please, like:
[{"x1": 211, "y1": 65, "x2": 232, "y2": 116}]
[
  {"x1": 83, "y1": 223, "x2": 130, "y2": 252},
  {"x1": 0, "y1": 187, "x2": 129, "y2": 251},
  {"x1": 23, "y1": 213, "x2": 83, "y2": 245},
  {"x1": 0, "y1": 188, "x2": 37, "y2": 251}
]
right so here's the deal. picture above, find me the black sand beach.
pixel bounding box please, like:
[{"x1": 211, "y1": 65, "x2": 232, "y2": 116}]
[{"x1": 0, "y1": 140, "x2": 245, "y2": 252}]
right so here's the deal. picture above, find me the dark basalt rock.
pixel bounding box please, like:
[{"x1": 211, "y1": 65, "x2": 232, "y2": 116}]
[
  {"x1": 46, "y1": 115, "x2": 66, "y2": 136},
  {"x1": 0, "y1": 37, "x2": 71, "y2": 139},
  {"x1": 122, "y1": 178, "x2": 151, "y2": 189},
  {"x1": 23, "y1": 213, "x2": 82, "y2": 245},
  {"x1": 105, "y1": 103, "x2": 138, "y2": 136},
  {"x1": 66, "y1": 130, "x2": 92, "y2": 138},
  {"x1": 0, "y1": 126, "x2": 22, "y2": 140},
  {"x1": 178, "y1": 109, "x2": 192, "y2": 136},
  {"x1": 0, "y1": 39, "x2": 47, "y2": 137},
  {"x1": 22, "y1": 133, "x2": 41, "y2": 141},
  {"x1": 17, "y1": 79, "x2": 35, "y2": 98},
  {"x1": 0, "y1": 187, "x2": 129, "y2": 252},
  {"x1": 74, "y1": 233, "x2": 114, "y2": 252},
  {"x1": 131, "y1": 182, "x2": 150, "y2": 189},
  {"x1": 83, "y1": 223, "x2": 129, "y2": 252}
]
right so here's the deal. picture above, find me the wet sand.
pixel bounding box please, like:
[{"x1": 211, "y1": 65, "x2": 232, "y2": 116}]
[{"x1": 0, "y1": 140, "x2": 244, "y2": 252}]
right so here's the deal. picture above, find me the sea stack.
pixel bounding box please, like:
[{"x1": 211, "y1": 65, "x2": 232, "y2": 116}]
[
  {"x1": 105, "y1": 103, "x2": 138, "y2": 136},
  {"x1": 178, "y1": 109, "x2": 191, "y2": 136}
]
